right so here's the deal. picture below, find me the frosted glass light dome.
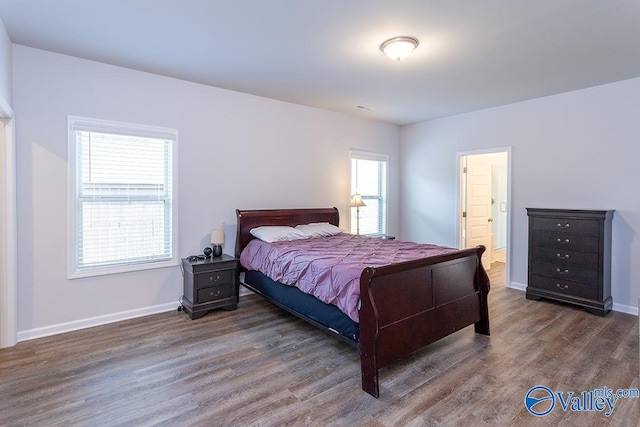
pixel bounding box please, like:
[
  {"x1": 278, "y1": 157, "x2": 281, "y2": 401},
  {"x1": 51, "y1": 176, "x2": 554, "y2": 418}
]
[{"x1": 380, "y1": 37, "x2": 419, "y2": 61}]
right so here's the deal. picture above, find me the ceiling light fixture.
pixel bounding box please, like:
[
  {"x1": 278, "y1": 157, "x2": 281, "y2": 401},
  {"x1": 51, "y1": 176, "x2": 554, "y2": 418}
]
[{"x1": 380, "y1": 36, "x2": 419, "y2": 61}]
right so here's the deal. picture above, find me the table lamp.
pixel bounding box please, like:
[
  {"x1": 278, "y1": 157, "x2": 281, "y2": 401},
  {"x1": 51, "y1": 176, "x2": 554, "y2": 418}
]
[{"x1": 350, "y1": 192, "x2": 366, "y2": 235}]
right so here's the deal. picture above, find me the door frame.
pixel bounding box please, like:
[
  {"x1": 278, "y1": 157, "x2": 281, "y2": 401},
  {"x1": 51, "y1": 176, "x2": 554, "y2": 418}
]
[
  {"x1": 0, "y1": 94, "x2": 16, "y2": 348},
  {"x1": 456, "y1": 147, "x2": 512, "y2": 288}
]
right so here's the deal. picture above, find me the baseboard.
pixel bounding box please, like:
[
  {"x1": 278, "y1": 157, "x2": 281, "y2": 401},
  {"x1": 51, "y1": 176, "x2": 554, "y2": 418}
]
[
  {"x1": 15, "y1": 287, "x2": 638, "y2": 343},
  {"x1": 508, "y1": 281, "x2": 527, "y2": 292},
  {"x1": 612, "y1": 301, "x2": 639, "y2": 316},
  {"x1": 17, "y1": 302, "x2": 179, "y2": 342}
]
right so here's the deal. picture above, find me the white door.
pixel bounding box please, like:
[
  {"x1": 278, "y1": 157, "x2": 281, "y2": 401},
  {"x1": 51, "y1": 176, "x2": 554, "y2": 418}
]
[{"x1": 464, "y1": 155, "x2": 493, "y2": 269}]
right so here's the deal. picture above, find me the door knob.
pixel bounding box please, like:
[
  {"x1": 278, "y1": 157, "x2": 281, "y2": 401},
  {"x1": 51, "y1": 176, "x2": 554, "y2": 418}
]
[{"x1": 487, "y1": 218, "x2": 493, "y2": 222}]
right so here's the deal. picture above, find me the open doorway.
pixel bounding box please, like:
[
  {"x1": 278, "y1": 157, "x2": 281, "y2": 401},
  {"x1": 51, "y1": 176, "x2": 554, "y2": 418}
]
[{"x1": 458, "y1": 148, "x2": 510, "y2": 288}]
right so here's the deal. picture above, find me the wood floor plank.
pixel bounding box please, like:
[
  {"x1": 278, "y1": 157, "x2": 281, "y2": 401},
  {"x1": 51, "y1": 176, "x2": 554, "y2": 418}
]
[{"x1": 1, "y1": 263, "x2": 638, "y2": 426}]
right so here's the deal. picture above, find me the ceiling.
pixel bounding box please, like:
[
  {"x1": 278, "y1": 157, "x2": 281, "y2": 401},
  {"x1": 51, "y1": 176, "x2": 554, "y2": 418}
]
[{"x1": 1, "y1": 1, "x2": 640, "y2": 125}]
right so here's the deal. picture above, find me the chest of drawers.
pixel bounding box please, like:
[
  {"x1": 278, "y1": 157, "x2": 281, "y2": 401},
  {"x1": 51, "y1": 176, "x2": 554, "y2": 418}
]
[
  {"x1": 181, "y1": 254, "x2": 239, "y2": 319},
  {"x1": 526, "y1": 208, "x2": 614, "y2": 316}
]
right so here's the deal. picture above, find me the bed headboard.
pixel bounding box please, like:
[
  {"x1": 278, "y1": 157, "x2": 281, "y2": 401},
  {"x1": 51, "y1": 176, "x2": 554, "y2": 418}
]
[{"x1": 235, "y1": 207, "x2": 340, "y2": 258}]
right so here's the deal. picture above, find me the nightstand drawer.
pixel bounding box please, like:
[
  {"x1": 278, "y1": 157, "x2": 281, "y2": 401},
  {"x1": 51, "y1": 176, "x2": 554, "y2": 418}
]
[
  {"x1": 531, "y1": 231, "x2": 599, "y2": 252},
  {"x1": 197, "y1": 283, "x2": 234, "y2": 304},
  {"x1": 531, "y1": 217, "x2": 600, "y2": 235},
  {"x1": 530, "y1": 262, "x2": 599, "y2": 285},
  {"x1": 530, "y1": 275, "x2": 598, "y2": 300},
  {"x1": 196, "y1": 269, "x2": 234, "y2": 289}
]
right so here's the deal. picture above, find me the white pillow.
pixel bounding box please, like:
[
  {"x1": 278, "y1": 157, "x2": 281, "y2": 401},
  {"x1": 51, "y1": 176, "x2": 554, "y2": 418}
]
[
  {"x1": 250, "y1": 226, "x2": 308, "y2": 243},
  {"x1": 295, "y1": 222, "x2": 344, "y2": 238}
]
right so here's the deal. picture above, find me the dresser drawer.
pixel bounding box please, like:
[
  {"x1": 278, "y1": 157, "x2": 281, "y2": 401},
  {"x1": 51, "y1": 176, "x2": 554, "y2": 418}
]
[
  {"x1": 197, "y1": 283, "x2": 234, "y2": 304},
  {"x1": 531, "y1": 231, "x2": 600, "y2": 252},
  {"x1": 530, "y1": 262, "x2": 599, "y2": 285},
  {"x1": 530, "y1": 246, "x2": 599, "y2": 268},
  {"x1": 530, "y1": 217, "x2": 600, "y2": 235},
  {"x1": 529, "y1": 275, "x2": 598, "y2": 300},
  {"x1": 196, "y1": 269, "x2": 234, "y2": 289}
]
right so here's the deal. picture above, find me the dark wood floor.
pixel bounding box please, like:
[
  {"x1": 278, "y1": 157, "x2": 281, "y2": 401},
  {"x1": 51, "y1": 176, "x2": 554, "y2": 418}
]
[{"x1": 1, "y1": 263, "x2": 638, "y2": 426}]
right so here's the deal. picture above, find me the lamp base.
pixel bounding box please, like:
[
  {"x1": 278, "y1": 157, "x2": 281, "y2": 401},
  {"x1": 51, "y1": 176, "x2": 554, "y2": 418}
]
[{"x1": 212, "y1": 245, "x2": 223, "y2": 257}]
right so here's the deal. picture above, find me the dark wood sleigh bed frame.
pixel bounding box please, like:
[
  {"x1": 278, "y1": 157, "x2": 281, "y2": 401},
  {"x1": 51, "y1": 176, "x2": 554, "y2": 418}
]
[{"x1": 235, "y1": 207, "x2": 490, "y2": 398}]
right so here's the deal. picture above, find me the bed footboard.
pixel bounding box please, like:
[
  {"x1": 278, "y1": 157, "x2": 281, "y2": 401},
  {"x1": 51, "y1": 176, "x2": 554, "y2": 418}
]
[{"x1": 358, "y1": 246, "x2": 490, "y2": 398}]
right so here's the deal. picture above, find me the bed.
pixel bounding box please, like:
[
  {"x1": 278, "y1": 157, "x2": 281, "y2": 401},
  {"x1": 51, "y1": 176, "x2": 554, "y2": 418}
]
[{"x1": 235, "y1": 207, "x2": 490, "y2": 398}]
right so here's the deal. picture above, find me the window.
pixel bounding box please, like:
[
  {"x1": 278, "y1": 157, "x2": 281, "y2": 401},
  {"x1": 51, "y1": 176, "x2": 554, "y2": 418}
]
[
  {"x1": 68, "y1": 116, "x2": 178, "y2": 278},
  {"x1": 350, "y1": 150, "x2": 388, "y2": 235}
]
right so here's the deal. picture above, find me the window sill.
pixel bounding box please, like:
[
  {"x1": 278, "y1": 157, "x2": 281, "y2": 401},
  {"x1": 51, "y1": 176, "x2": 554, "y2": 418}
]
[{"x1": 68, "y1": 258, "x2": 179, "y2": 279}]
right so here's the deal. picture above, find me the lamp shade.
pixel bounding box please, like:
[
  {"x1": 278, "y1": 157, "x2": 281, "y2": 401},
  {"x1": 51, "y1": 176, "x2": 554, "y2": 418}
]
[
  {"x1": 350, "y1": 192, "x2": 366, "y2": 208},
  {"x1": 210, "y1": 229, "x2": 224, "y2": 245}
]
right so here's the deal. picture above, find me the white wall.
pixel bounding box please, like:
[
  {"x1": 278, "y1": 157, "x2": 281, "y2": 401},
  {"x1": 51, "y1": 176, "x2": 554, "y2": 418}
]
[
  {"x1": 13, "y1": 45, "x2": 400, "y2": 338},
  {"x1": 400, "y1": 77, "x2": 640, "y2": 314}
]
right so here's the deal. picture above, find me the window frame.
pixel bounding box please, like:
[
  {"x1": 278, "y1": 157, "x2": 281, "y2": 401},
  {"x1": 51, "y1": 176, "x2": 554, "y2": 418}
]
[
  {"x1": 67, "y1": 116, "x2": 178, "y2": 279},
  {"x1": 350, "y1": 149, "x2": 388, "y2": 235}
]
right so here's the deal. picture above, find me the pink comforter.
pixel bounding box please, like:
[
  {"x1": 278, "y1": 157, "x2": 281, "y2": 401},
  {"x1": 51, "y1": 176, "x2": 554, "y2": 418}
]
[{"x1": 239, "y1": 234, "x2": 456, "y2": 322}]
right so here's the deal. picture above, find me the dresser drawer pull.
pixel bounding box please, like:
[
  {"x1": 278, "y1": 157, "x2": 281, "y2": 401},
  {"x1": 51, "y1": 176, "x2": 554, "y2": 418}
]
[
  {"x1": 210, "y1": 289, "x2": 222, "y2": 298},
  {"x1": 556, "y1": 223, "x2": 570, "y2": 228},
  {"x1": 556, "y1": 283, "x2": 569, "y2": 290},
  {"x1": 556, "y1": 253, "x2": 570, "y2": 259},
  {"x1": 556, "y1": 268, "x2": 570, "y2": 275},
  {"x1": 556, "y1": 238, "x2": 570, "y2": 244},
  {"x1": 209, "y1": 274, "x2": 221, "y2": 283}
]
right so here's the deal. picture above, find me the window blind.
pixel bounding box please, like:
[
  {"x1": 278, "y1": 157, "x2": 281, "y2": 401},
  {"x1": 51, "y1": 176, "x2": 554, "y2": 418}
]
[
  {"x1": 351, "y1": 151, "x2": 388, "y2": 235},
  {"x1": 69, "y1": 117, "x2": 177, "y2": 277}
]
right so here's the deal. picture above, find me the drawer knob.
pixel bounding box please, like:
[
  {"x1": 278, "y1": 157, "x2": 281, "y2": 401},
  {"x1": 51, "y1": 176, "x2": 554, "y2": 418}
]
[
  {"x1": 556, "y1": 223, "x2": 570, "y2": 228},
  {"x1": 556, "y1": 253, "x2": 570, "y2": 259},
  {"x1": 210, "y1": 289, "x2": 221, "y2": 297},
  {"x1": 556, "y1": 268, "x2": 570, "y2": 275},
  {"x1": 209, "y1": 274, "x2": 221, "y2": 282},
  {"x1": 556, "y1": 283, "x2": 569, "y2": 290},
  {"x1": 556, "y1": 238, "x2": 570, "y2": 244}
]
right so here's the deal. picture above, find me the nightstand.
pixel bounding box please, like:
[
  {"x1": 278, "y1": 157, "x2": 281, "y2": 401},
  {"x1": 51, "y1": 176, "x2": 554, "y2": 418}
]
[{"x1": 181, "y1": 254, "x2": 239, "y2": 320}]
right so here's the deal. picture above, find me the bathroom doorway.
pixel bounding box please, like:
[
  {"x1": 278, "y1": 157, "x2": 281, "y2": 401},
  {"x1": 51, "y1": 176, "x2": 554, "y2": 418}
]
[{"x1": 458, "y1": 148, "x2": 510, "y2": 287}]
